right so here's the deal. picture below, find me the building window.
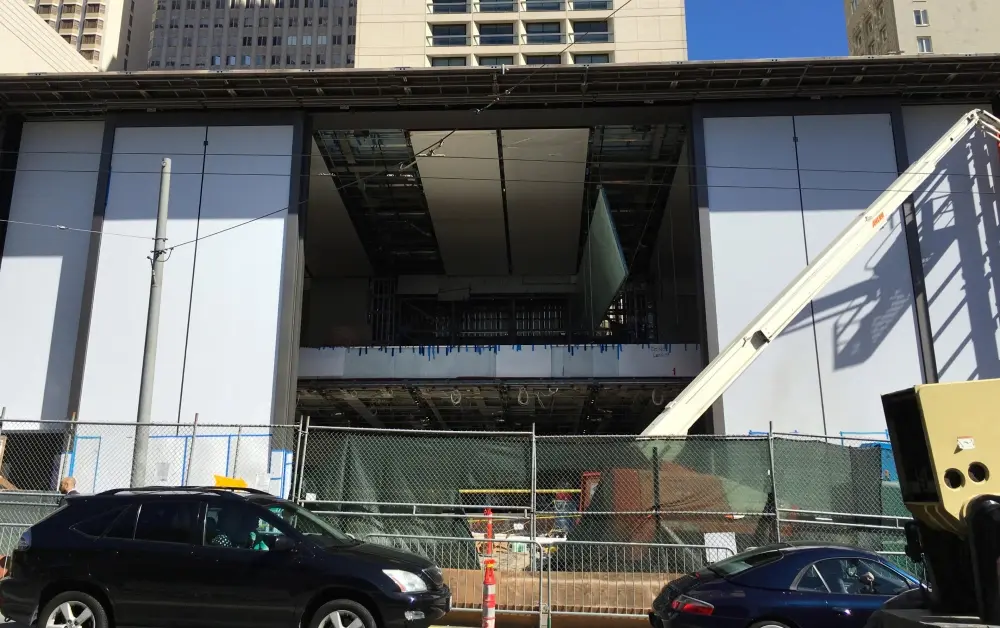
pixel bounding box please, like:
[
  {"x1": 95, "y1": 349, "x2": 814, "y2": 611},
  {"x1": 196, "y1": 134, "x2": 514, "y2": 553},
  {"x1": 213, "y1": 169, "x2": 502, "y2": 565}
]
[
  {"x1": 316, "y1": 53, "x2": 326, "y2": 64},
  {"x1": 288, "y1": 35, "x2": 297, "y2": 45},
  {"x1": 302, "y1": 34, "x2": 312, "y2": 44},
  {"x1": 572, "y1": 20, "x2": 609, "y2": 42},
  {"x1": 258, "y1": 35, "x2": 266, "y2": 44},
  {"x1": 317, "y1": 34, "x2": 327, "y2": 44},
  {"x1": 272, "y1": 35, "x2": 281, "y2": 44},
  {"x1": 243, "y1": 54, "x2": 252, "y2": 64},
  {"x1": 255, "y1": 54, "x2": 264, "y2": 64},
  {"x1": 524, "y1": 0, "x2": 561, "y2": 9},
  {"x1": 479, "y1": 0, "x2": 514, "y2": 11},
  {"x1": 478, "y1": 23, "x2": 514, "y2": 45},
  {"x1": 431, "y1": 56, "x2": 466, "y2": 66},
  {"x1": 571, "y1": 0, "x2": 610, "y2": 8},
  {"x1": 347, "y1": 34, "x2": 355, "y2": 44},
  {"x1": 478, "y1": 55, "x2": 513, "y2": 65},
  {"x1": 211, "y1": 54, "x2": 221, "y2": 65},
  {"x1": 917, "y1": 36, "x2": 933, "y2": 53},
  {"x1": 242, "y1": 35, "x2": 252, "y2": 44},
  {"x1": 524, "y1": 22, "x2": 561, "y2": 44},
  {"x1": 574, "y1": 53, "x2": 608, "y2": 64},
  {"x1": 227, "y1": 55, "x2": 236, "y2": 65},
  {"x1": 431, "y1": 0, "x2": 468, "y2": 13},
  {"x1": 431, "y1": 24, "x2": 466, "y2": 46},
  {"x1": 914, "y1": 9, "x2": 928, "y2": 25},
  {"x1": 303, "y1": 16, "x2": 312, "y2": 25},
  {"x1": 525, "y1": 54, "x2": 560, "y2": 65},
  {"x1": 259, "y1": 16, "x2": 268, "y2": 26}
]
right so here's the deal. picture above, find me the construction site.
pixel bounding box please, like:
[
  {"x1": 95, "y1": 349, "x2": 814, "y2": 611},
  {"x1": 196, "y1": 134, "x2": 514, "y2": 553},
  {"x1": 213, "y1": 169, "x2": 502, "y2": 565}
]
[{"x1": 1, "y1": 55, "x2": 1000, "y2": 621}]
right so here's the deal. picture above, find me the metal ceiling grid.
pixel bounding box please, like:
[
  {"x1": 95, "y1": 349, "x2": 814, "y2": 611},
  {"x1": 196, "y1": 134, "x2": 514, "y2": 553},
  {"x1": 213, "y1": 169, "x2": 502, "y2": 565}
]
[
  {"x1": 295, "y1": 380, "x2": 689, "y2": 434},
  {"x1": 314, "y1": 129, "x2": 443, "y2": 274},
  {"x1": 2, "y1": 54, "x2": 1000, "y2": 116}
]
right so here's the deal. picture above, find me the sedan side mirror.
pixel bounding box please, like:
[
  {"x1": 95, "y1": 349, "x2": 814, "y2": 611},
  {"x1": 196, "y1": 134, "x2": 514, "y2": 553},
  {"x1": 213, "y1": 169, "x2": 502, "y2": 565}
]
[{"x1": 272, "y1": 535, "x2": 297, "y2": 552}]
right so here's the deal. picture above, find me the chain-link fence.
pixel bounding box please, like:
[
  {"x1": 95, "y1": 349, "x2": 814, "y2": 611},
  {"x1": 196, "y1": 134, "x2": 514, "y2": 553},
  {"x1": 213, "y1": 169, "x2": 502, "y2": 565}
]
[
  {"x1": 298, "y1": 425, "x2": 909, "y2": 568},
  {"x1": 0, "y1": 417, "x2": 297, "y2": 547}
]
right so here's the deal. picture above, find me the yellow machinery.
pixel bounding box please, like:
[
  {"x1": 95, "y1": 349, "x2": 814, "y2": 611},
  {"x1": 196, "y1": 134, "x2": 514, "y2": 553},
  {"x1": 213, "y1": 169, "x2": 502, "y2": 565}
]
[{"x1": 876, "y1": 379, "x2": 1000, "y2": 626}]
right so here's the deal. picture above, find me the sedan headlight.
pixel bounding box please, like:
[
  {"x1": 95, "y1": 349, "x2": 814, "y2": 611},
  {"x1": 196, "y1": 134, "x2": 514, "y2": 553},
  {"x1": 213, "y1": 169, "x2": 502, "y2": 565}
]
[{"x1": 383, "y1": 569, "x2": 428, "y2": 593}]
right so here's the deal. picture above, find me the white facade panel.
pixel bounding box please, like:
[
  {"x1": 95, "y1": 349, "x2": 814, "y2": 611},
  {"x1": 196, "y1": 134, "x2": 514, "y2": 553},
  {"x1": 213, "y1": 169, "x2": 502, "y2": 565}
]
[
  {"x1": 701, "y1": 116, "x2": 824, "y2": 436},
  {"x1": 77, "y1": 126, "x2": 207, "y2": 427},
  {"x1": 702, "y1": 113, "x2": 923, "y2": 436},
  {"x1": 902, "y1": 104, "x2": 1000, "y2": 383},
  {"x1": 299, "y1": 344, "x2": 703, "y2": 380},
  {"x1": 0, "y1": 121, "x2": 104, "y2": 424},
  {"x1": 177, "y1": 126, "x2": 292, "y2": 427},
  {"x1": 71, "y1": 125, "x2": 293, "y2": 491},
  {"x1": 793, "y1": 114, "x2": 922, "y2": 436}
]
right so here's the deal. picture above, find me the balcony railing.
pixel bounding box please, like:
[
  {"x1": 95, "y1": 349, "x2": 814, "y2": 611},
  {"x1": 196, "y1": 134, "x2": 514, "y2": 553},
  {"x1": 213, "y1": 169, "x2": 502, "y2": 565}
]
[
  {"x1": 475, "y1": 33, "x2": 516, "y2": 45},
  {"x1": 466, "y1": 0, "x2": 610, "y2": 11},
  {"x1": 569, "y1": 31, "x2": 612, "y2": 43},
  {"x1": 427, "y1": 34, "x2": 471, "y2": 46},
  {"x1": 475, "y1": 0, "x2": 515, "y2": 11},
  {"x1": 523, "y1": 0, "x2": 563, "y2": 9},
  {"x1": 522, "y1": 31, "x2": 566, "y2": 44},
  {"x1": 427, "y1": 0, "x2": 469, "y2": 12}
]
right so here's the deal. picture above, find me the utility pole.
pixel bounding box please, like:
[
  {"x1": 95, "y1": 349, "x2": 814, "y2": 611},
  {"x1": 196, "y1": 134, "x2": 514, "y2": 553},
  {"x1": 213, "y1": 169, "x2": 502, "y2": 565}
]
[{"x1": 130, "y1": 158, "x2": 171, "y2": 488}]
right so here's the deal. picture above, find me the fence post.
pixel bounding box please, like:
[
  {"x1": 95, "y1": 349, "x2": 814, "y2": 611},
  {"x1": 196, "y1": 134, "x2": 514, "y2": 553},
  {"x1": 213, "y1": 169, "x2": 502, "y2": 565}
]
[
  {"x1": 184, "y1": 413, "x2": 198, "y2": 486},
  {"x1": 58, "y1": 413, "x2": 78, "y2": 487},
  {"x1": 232, "y1": 425, "x2": 243, "y2": 479},
  {"x1": 530, "y1": 422, "x2": 537, "y2": 542},
  {"x1": 768, "y1": 420, "x2": 781, "y2": 543},
  {"x1": 294, "y1": 416, "x2": 311, "y2": 503}
]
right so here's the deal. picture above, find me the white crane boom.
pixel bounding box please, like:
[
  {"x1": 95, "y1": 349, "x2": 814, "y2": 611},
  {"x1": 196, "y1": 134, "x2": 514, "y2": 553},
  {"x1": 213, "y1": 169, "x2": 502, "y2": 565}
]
[{"x1": 642, "y1": 108, "x2": 1000, "y2": 437}]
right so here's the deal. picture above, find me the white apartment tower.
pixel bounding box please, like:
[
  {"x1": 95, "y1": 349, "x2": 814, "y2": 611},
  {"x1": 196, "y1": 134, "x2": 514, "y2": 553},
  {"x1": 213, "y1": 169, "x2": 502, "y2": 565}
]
[{"x1": 354, "y1": 0, "x2": 687, "y2": 67}]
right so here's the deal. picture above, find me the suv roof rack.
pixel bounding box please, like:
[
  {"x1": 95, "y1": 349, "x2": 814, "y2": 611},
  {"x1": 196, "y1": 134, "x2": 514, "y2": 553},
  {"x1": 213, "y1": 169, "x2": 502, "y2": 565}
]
[{"x1": 96, "y1": 486, "x2": 273, "y2": 497}]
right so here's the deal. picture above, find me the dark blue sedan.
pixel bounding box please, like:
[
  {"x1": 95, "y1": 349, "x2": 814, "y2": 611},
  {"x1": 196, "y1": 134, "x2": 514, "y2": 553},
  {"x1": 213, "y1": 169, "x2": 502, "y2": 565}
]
[{"x1": 649, "y1": 542, "x2": 921, "y2": 628}]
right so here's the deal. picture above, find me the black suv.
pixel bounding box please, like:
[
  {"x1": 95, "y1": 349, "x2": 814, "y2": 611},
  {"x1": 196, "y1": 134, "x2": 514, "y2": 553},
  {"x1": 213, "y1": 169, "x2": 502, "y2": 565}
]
[{"x1": 0, "y1": 487, "x2": 451, "y2": 628}]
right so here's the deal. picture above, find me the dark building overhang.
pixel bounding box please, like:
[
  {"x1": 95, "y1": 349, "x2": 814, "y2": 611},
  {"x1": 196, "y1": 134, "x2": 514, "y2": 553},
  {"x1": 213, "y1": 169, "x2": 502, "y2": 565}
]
[{"x1": 1, "y1": 53, "x2": 999, "y2": 117}]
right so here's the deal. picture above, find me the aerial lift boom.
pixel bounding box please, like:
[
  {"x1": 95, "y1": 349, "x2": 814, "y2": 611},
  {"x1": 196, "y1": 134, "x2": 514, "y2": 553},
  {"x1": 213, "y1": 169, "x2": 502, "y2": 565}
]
[{"x1": 642, "y1": 108, "x2": 1000, "y2": 437}]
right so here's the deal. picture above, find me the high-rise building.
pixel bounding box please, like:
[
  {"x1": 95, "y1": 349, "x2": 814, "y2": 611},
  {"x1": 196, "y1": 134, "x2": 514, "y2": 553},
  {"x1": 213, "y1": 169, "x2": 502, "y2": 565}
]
[
  {"x1": 845, "y1": 0, "x2": 1000, "y2": 56},
  {"x1": 355, "y1": 0, "x2": 687, "y2": 68},
  {"x1": 145, "y1": 0, "x2": 684, "y2": 70},
  {"x1": 22, "y1": 0, "x2": 153, "y2": 70},
  {"x1": 147, "y1": 0, "x2": 358, "y2": 69},
  {"x1": 1, "y1": 0, "x2": 97, "y2": 72}
]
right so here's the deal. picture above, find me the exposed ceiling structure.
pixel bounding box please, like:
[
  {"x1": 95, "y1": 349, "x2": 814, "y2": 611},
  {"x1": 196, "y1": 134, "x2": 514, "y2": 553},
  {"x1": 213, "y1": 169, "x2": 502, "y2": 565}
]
[
  {"x1": 307, "y1": 123, "x2": 687, "y2": 280},
  {"x1": 297, "y1": 380, "x2": 689, "y2": 434}
]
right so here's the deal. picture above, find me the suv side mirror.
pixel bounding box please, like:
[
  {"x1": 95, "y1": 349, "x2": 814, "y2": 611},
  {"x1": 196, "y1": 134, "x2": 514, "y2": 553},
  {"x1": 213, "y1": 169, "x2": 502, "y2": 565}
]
[{"x1": 272, "y1": 535, "x2": 297, "y2": 552}]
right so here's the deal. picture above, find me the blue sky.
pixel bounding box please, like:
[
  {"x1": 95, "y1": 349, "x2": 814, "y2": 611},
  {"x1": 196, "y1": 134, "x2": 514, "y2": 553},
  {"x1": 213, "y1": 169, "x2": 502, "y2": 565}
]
[{"x1": 686, "y1": 0, "x2": 849, "y2": 60}]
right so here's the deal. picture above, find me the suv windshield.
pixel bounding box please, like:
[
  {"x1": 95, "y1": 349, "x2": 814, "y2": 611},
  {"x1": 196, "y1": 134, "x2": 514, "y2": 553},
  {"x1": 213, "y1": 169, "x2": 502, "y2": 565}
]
[
  {"x1": 708, "y1": 548, "x2": 782, "y2": 577},
  {"x1": 261, "y1": 501, "x2": 356, "y2": 547}
]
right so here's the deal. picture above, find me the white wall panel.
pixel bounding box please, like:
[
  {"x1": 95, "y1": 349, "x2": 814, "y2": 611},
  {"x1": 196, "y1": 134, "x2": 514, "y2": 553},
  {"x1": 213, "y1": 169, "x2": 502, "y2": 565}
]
[
  {"x1": 178, "y1": 126, "x2": 292, "y2": 426},
  {"x1": 503, "y1": 130, "x2": 589, "y2": 275},
  {"x1": 903, "y1": 104, "x2": 1000, "y2": 383},
  {"x1": 0, "y1": 121, "x2": 103, "y2": 423},
  {"x1": 299, "y1": 344, "x2": 703, "y2": 379},
  {"x1": 794, "y1": 114, "x2": 922, "y2": 436},
  {"x1": 701, "y1": 116, "x2": 824, "y2": 435},
  {"x1": 77, "y1": 127, "x2": 206, "y2": 428},
  {"x1": 413, "y1": 131, "x2": 507, "y2": 275}
]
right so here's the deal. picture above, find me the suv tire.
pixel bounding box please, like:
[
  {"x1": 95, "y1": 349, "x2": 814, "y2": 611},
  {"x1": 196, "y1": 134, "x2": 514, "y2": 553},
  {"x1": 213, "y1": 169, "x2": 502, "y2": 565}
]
[
  {"x1": 309, "y1": 598, "x2": 376, "y2": 628},
  {"x1": 40, "y1": 590, "x2": 108, "y2": 628}
]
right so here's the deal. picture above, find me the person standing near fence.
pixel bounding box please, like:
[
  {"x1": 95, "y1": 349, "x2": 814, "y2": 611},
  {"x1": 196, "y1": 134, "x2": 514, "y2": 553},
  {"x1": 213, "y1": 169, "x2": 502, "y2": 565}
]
[{"x1": 58, "y1": 477, "x2": 80, "y2": 504}]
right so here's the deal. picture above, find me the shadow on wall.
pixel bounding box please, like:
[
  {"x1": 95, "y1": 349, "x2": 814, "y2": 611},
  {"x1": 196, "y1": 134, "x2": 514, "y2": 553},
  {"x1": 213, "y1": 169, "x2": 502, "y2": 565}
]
[
  {"x1": 783, "y1": 140, "x2": 1000, "y2": 378},
  {"x1": 918, "y1": 139, "x2": 1000, "y2": 380},
  {"x1": 783, "y1": 221, "x2": 914, "y2": 370}
]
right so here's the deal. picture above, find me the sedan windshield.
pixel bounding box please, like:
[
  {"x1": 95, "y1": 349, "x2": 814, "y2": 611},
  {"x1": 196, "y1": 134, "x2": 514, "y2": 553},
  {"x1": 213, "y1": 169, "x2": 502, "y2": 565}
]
[
  {"x1": 709, "y1": 548, "x2": 782, "y2": 576},
  {"x1": 261, "y1": 501, "x2": 356, "y2": 547}
]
